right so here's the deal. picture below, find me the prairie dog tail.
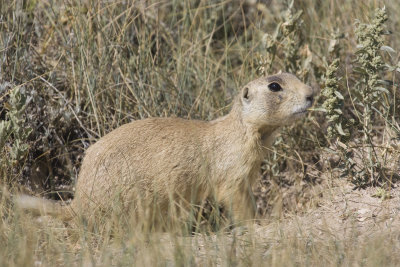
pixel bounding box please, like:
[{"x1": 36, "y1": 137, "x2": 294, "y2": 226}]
[{"x1": 14, "y1": 194, "x2": 74, "y2": 221}]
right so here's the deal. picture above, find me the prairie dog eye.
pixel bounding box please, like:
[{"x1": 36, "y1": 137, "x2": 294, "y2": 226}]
[{"x1": 268, "y1": 82, "x2": 282, "y2": 92}]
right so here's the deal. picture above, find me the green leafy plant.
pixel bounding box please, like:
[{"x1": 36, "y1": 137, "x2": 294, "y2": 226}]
[
  {"x1": 321, "y1": 7, "x2": 398, "y2": 188},
  {"x1": 322, "y1": 59, "x2": 350, "y2": 140},
  {"x1": 258, "y1": 0, "x2": 308, "y2": 78},
  {"x1": 0, "y1": 86, "x2": 32, "y2": 164},
  {"x1": 351, "y1": 7, "x2": 390, "y2": 186}
]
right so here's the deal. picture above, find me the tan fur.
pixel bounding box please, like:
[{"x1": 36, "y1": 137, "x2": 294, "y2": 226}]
[{"x1": 17, "y1": 73, "x2": 314, "y2": 225}]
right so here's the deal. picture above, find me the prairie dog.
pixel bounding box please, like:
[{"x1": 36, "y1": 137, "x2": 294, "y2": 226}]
[{"x1": 17, "y1": 73, "x2": 314, "y2": 226}]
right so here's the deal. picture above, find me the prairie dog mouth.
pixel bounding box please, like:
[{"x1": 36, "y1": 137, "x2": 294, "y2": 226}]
[
  {"x1": 293, "y1": 102, "x2": 313, "y2": 115},
  {"x1": 293, "y1": 107, "x2": 309, "y2": 115}
]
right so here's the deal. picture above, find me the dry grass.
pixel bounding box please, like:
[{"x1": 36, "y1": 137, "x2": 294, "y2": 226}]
[
  {"x1": 1, "y1": 0, "x2": 400, "y2": 265},
  {"x1": 2, "y1": 181, "x2": 400, "y2": 266}
]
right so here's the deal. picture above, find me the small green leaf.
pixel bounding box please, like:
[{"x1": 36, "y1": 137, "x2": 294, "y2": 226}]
[
  {"x1": 335, "y1": 123, "x2": 348, "y2": 136},
  {"x1": 0, "y1": 121, "x2": 11, "y2": 151},
  {"x1": 334, "y1": 108, "x2": 343, "y2": 114},
  {"x1": 375, "y1": 87, "x2": 390, "y2": 94},
  {"x1": 334, "y1": 91, "x2": 344, "y2": 100},
  {"x1": 380, "y1": 45, "x2": 396, "y2": 53},
  {"x1": 377, "y1": 79, "x2": 394, "y2": 86},
  {"x1": 352, "y1": 67, "x2": 368, "y2": 75}
]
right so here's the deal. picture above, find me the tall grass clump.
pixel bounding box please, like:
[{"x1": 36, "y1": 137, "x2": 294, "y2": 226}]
[{"x1": 0, "y1": 0, "x2": 261, "y2": 195}]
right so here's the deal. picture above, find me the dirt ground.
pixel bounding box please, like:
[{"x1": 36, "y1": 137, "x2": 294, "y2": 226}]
[{"x1": 256, "y1": 178, "x2": 400, "y2": 243}]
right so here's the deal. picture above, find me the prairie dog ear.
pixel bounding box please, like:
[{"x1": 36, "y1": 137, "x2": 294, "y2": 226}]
[{"x1": 242, "y1": 86, "x2": 251, "y2": 102}]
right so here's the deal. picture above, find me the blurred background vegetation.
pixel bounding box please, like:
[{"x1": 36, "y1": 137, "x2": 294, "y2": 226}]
[{"x1": 1, "y1": 0, "x2": 399, "y2": 218}]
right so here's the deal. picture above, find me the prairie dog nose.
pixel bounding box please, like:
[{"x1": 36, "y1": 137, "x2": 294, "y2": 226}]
[
  {"x1": 304, "y1": 86, "x2": 314, "y2": 105},
  {"x1": 306, "y1": 94, "x2": 314, "y2": 104}
]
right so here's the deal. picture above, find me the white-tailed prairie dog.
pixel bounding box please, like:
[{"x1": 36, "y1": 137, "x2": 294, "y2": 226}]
[{"x1": 17, "y1": 73, "x2": 314, "y2": 227}]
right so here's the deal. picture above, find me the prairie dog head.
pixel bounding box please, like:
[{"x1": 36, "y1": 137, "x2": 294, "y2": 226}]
[{"x1": 240, "y1": 73, "x2": 314, "y2": 127}]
